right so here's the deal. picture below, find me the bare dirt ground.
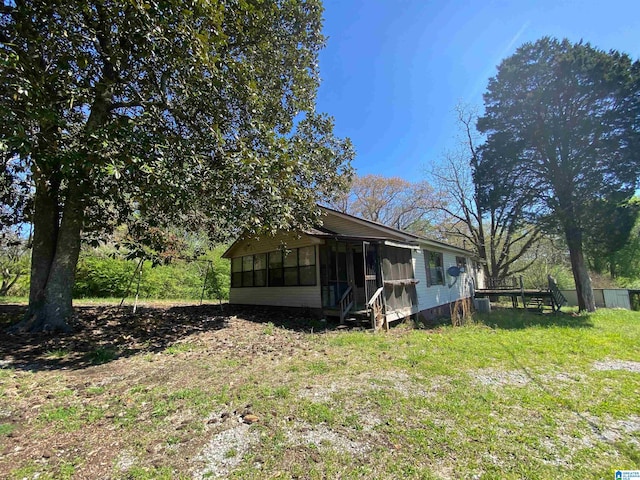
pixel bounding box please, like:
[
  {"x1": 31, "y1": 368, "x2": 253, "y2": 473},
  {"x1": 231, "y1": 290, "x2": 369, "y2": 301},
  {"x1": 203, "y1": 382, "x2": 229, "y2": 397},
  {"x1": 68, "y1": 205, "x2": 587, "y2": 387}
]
[
  {"x1": 0, "y1": 303, "x2": 324, "y2": 370},
  {"x1": 0, "y1": 303, "x2": 339, "y2": 479}
]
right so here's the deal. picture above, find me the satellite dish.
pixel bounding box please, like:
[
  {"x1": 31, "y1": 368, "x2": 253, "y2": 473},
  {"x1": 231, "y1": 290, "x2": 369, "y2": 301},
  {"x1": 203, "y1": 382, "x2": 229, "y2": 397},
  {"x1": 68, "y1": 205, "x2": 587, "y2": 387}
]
[{"x1": 447, "y1": 266, "x2": 461, "y2": 278}]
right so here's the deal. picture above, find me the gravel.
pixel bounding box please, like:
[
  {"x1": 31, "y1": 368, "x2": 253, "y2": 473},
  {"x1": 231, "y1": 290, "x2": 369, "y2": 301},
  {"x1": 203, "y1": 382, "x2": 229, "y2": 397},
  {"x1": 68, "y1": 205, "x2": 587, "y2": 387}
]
[
  {"x1": 472, "y1": 368, "x2": 530, "y2": 387},
  {"x1": 193, "y1": 423, "x2": 259, "y2": 479},
  {"x1": 592, "y1": 360, "x2": 640, "y2": 373},
  {"x1": 286, "y1": 422, "x2": 371, "y2": 456}
]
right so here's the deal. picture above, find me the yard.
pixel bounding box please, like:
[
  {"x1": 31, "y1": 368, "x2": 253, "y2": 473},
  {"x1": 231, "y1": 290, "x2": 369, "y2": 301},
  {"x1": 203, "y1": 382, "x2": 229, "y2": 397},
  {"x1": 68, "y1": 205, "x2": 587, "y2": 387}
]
[{"x1": 0, "y1": 302, "x2": 639, "y2": 479}]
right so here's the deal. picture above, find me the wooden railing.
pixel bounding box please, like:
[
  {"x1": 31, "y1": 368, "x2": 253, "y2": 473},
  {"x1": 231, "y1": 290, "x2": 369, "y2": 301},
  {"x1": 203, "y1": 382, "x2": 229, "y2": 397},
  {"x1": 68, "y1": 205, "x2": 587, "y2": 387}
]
[
  {"x1": 548, "y1": 275, "x2": 567, "y2": 311},
  {"x1": 486, "y1": 277, "x2": 518, "y2": 289},
  {"x1": 367, "y1": 287, "x2": 385, "y2": 331},
  {"x1": 339, "y1": 285, "x2": 354, "y2": 324}
]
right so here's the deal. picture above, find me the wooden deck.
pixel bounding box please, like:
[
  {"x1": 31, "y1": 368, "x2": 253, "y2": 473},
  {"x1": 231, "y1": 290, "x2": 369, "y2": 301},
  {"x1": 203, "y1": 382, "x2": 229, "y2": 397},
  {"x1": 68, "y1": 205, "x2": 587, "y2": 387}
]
[
  {"x1": 475, "y1": 275, "x2": 568, "y2": 311},
  {"x1": 474, "y1": 289, "x2": 554, "y2": 309}
]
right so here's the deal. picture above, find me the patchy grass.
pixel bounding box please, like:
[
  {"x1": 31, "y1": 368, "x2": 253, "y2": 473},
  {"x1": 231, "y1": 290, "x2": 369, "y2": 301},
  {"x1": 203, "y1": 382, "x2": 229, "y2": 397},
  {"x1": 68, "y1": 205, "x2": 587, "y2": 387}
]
[
  {"x1": 0, "y1": 423, "x2": 16, "y2": 436},
  {"x1": 86, "y1": 347, "x2": 118, "y2": 364},
  {"x1": 44, "y1": 348, "x2": 70, "y2": 359},
  {"x1": 163, "y1": 342, "x2": 198, "y2": 355},
  {"x1": 1, "y1": 304, "x2": 639, "y2": 478}
]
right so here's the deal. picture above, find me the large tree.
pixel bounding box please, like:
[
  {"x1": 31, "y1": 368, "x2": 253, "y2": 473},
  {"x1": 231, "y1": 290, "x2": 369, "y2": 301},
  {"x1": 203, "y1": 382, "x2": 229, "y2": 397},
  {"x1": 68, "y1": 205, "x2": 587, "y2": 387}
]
[
  {"x1": 430, "y1": 105, "x2": 543, "y2": 281},
  {"x1": 476, "y1": 37, "x2": 640, "y2": 311},
  {"x1": 1, "y1": 0, "x2": 353, "y2": 333}
]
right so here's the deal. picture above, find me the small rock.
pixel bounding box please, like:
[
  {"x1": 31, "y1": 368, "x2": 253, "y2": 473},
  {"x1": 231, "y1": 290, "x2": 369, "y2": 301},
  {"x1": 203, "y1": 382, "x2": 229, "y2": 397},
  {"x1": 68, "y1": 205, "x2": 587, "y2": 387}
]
[{"x1": 242, "y1": 414, "x2": 259, "y2": 424}]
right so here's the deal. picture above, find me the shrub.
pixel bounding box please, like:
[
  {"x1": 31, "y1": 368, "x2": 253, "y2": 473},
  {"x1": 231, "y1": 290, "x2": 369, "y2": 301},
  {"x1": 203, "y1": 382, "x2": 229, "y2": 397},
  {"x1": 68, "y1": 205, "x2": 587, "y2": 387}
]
[
  {"x1": 73, "y1": 246, "x2": 230, "y2": 300},
  {"x1": 74, "y1": 256, "x2": 136, "y2": 298}
]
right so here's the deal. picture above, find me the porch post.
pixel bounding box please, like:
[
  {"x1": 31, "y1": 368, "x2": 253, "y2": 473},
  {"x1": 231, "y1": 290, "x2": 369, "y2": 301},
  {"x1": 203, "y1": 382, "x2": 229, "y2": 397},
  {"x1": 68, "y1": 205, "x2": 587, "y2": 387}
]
[{"x1": 377, "y1": 242, "x2": 388, "y2": 331}]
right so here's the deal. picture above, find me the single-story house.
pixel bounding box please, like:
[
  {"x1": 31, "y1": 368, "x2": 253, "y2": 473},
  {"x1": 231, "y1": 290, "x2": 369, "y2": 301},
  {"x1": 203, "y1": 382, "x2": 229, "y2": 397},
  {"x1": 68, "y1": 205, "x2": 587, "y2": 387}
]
[{"x1": 222, "y1": 206, "x2": 483, "y2": 329}]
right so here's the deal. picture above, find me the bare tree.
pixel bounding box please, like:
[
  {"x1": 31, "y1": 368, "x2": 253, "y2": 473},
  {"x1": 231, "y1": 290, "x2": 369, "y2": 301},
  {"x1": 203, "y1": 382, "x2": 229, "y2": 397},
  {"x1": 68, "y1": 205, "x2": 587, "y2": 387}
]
[
  {"x1": 430, "y1": 105, "x2": 543, "y2": 280},
  {"x1": 326, "y1": 174, "x2": 439, "y2": 233}
]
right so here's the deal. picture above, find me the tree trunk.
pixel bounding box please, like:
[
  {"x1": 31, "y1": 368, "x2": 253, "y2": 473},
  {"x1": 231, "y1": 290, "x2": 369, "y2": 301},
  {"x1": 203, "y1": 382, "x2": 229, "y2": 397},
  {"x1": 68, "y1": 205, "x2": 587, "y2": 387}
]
[
  {"x1": 27, "y1": 172, "x2": 59, "y2": 316},
  {"x1": 9, "y1": 183, "x2": 84, "y2": 334},
  {"x1": 564, "y1": 222, "x2": 596, "y2": 312},
  {"x1": 43, "y1": 187, "x2": 84, "y2": 327}
]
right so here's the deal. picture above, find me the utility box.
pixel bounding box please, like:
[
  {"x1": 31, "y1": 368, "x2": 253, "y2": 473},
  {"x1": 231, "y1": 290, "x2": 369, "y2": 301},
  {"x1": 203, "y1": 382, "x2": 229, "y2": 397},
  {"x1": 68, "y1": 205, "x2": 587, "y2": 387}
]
[{"x1": 475, "y1": 297, "x2": 491, "y2": 313}]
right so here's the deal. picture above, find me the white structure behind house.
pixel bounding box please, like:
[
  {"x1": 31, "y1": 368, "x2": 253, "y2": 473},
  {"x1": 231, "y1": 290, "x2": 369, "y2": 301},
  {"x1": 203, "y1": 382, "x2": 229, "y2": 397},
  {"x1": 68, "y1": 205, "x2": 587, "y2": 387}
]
[{"x1": 561, "y1": 288, "x2": 632, "y2": 310}]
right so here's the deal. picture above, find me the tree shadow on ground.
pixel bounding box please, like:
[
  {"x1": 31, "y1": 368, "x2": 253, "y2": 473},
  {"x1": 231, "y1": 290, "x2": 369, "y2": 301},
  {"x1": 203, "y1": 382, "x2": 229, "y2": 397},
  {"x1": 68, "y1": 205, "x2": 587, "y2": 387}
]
[
  {"x1": 215, "y1": 304, "x2": 340, "y2": 331},
  {"x1": 0, "y1": 303, "x2": 347, "y2": 372},
  {"x1": 0, "y1": 303, "x2": 231, "y2": 372}
]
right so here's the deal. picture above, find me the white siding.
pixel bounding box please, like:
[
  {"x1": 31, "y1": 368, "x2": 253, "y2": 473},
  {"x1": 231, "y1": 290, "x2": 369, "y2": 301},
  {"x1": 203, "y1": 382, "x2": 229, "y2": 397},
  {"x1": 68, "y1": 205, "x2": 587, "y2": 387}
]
[
  {"x1": 229, "y1": 285, "x2": 322, "y2": 308},
  {"x1": 228, "y1": 244, "x2": 322, "y2": 308},
  {"x1": 413, "y1": 250, "x2": 474, "y2": 311}
]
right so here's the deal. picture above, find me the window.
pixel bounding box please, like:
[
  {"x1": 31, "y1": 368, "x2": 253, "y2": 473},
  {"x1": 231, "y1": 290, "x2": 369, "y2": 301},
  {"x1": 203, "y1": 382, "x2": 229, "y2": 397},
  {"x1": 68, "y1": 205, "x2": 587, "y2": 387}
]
[
  {"x1": 283, "y1": 249, "x2": 298, "y2": 286},
  {"x1": 233, "y1": 246, "x2": 317, "y2": 288},
  {"x1": 231, "y1": 253, "x2": 267, "y2": 287},
  {"x1": 242, "y1": 255, "x2": 254, "y2": 287},
  {"x1": 455, "y1": 256, "x2": 467, "y2": 272},
  {"x1": 268, "y1": 250, "x2": 284, "y2": 286},
  {"x1": 231, "y1": 257, "x2": 243, "y2": 288},
  {"x1": 254, "y1": 253, "x2": 267, "y2": 286},
  {"x1": 425, "y1": 251, "x2": 444, "y2": 286},
  {"x1": 298, "y1": 246, "x2": 317, "y2": 286},
  {"x1": 277, "y1": 246, "x2": 317, "y2": 286}
]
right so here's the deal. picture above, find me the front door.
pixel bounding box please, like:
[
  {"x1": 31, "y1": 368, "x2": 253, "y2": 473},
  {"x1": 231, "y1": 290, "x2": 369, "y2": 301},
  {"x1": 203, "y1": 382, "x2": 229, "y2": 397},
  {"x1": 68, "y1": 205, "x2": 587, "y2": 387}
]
[
  {"x1": 320, "y1": 240, "x2": 349, "y2": 308},
  {"x1": 363, "y1": 242, "x2": 380, "y2": 305}
]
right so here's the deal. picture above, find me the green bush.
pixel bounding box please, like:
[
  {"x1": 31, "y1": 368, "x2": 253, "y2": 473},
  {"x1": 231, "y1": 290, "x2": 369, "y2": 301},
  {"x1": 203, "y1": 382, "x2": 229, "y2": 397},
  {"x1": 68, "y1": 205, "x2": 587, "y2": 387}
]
[
  {"x1": 73, "y1": 246, "x2": 230, "y2": 300},
  {"x1": 10, "y1": 273, "x2": 30, "y2": 296},
  {"x1": 203, "y1": 245, "x2": 230, "y2": 301},
  {"x1": 74, "y1": 256, "x2": 137, "y2": 298}
]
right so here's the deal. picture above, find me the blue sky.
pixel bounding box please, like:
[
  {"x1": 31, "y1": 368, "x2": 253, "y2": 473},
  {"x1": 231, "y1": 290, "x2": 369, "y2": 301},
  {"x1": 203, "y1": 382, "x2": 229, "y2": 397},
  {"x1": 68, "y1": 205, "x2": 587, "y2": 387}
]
[{"x1": 316, "y1": 0, "x2": 640, "y2": 181}]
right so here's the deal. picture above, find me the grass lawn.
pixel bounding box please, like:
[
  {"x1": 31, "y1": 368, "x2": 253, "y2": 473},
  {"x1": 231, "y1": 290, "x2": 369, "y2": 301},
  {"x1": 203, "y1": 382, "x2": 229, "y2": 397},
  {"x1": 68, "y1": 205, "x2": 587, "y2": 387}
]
[{"x1": 0, "y1": 304, "x2": 639, "y2": 479}]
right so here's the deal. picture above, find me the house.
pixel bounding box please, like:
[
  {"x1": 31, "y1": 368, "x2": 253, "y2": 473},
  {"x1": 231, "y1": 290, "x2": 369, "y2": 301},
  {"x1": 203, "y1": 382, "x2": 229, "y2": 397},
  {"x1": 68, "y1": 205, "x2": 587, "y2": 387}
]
[{"x1": 222, "y1": 206, "x2": 483, "y2": 329}]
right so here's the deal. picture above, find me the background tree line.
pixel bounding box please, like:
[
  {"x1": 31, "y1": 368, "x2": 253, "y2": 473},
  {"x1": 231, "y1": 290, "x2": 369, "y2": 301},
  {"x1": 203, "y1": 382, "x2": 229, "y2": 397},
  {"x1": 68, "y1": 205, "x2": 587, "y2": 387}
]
[{"x1": 1, "y1": 226, "x2": 230, "y2": 301}]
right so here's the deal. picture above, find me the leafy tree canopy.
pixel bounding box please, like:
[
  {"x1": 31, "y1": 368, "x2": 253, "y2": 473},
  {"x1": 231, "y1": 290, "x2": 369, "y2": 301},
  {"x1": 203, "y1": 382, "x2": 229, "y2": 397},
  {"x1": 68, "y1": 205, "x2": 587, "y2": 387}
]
[
  {"x1": 476, "y1": 37, "x2": 640, "y2": 311},
  {"x1": 0, "y1": 0, "x2": 353, "y2": 332},
  {"x1": 584, "y1": 196, "x2": 640, "y2": 278}
]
